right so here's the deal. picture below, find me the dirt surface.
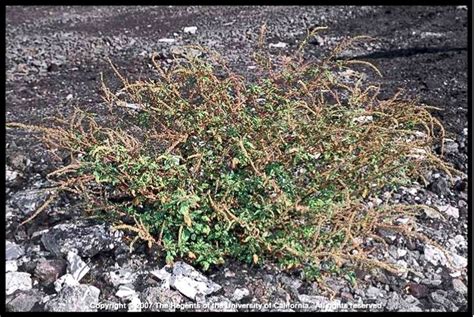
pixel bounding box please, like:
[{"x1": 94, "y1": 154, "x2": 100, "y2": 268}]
[{"x1": 5, "y1": 6, "x2": 469, "y2": 312}]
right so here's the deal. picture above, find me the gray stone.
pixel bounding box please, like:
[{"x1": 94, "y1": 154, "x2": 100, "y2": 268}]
[
  {"x1": 116, "y1": 285, "x2": 137, "y2": 300},
  {"x1": 9, "y1": 153, "x2": 28, "y2": 171},
  {"x1": 170, "y1": 46, "x2": 202, "y2": 59},
  {"x1": 280, "y1": 275, "x2": 302, "y2": 290},
  {"x1": 450, "y1": 253, "x2": 467, "y2": 270},
  {"x1": 6, "y1": 167, "x2": 20, "y2": 184},
  {"x1": 366, "y1": 286, "x2": 382, "y2": 299},
  {"x1": 54, "y1": 274, "x2": 80, "y2": 293},
  {"x1": 169, "y1": 261, "x2": 221, "y2": 300},
  {"x1": 386, "y1": 292, "x2": 401, "y2": 311},
  {"x1": 206, "y1": 296, "x2": 237, "y2": 312},
  {"x1": 158, "y1": 38, "x2": 176, "y2": 43},
  {"x1": 405, "y1": 294, "x2": 421, "y2": 305},
  {"x1": 128, "y1": 296, "x2": 142, "y2": 312},
  {"x1": 421, "y1": 278, "x2": 442, "y2": 286},
  {"x1": 385, "y1": 293, "x2": 423, "y2": 312},
  {"x1": 41, "y1": 221, "x2": 122, "y2": 258},
  {"x1": 352, "y1": 115, "x2": 373, "y2": 124},
  {"x1": 430, "y1": 290, "x2": 457, "y2": 311},
  {"x1": 140, "y1": 286, "x2": 184, "y2": 311},
  {"x1": 6, "y1": 260, "x2": 18, "y2": 272},
  {"x1": 424, "y1": 244, "x2": 447, "y2": 266},
  {"x1": 437, "y1": 205, "x2": 459, "y2": 219},
  {"x1": 6, "y1": 271, "x2": 32, "y2": 295},
  {"x1": 6, "y1": 289, "x2": 42, "y2": 312},
  {"x1": 430, "y1": 290, "x2": 447, "y2": 304},
  {"x1": 11, "y1": 188, "x2": 52, "y2": 215},
  {"x1": 108, "y1": 268, "x2": 136, "y2": 287},
  {"x1": 423, "y1": 207, "x2": 444, "y2": 219},
  {"x1": 6, "y1": 240, "x2": 25, "y2": 260},
  {"x1": 452, "y1": 279, "x2": 467, "y2": 295},
  {"x1": 269, "y1": 42, "x2": 288, "y2": 48},
  {"x1": 150, "y1": 265, "x2": 172, "y2": 287},
  {"x1": 45, "y1": 284, "x2": 100, "y2": 312},
  {"x1": 298, "y1": 294, "x2": 341, "y2": 312},
  {"x1": 430, "y1": 178, "x2": 449, "y2": 196},
  {"x1": 398, "y1": 305, "x2": 423, "y2": 312},
  {"x1": 232, "y1": 287, "x2": 250, "y2": 301},
  {"x1": 183, "y1": 26, "x2": 197, "y2": 34},
  {"x1": 448, "y1": 235, "x2": 467, "y2": 251},
  {"x1": 397, "y1": 249, "x2": 408, "y2": 258},
  {"x1": 34, "y1": 258, "x2": 67, "y2": 285},
  {"x1": 443, "y1": 139, "x2": 459, "y2": 154},
  {"x1": 67, "y1": 251, "x2": 90, "y2": 282}
]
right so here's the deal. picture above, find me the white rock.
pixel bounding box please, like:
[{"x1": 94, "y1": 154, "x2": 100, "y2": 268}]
[
  {"x1": 424, "y1": 245, "x2": 447, "y2": 266},
  {"x1": 109, "y1": 269, "x2": 136, "y2": 287},
  {"x1": 150, "y1": 266, "x2": 171, "y2": 288},
  {"x1": 54, "y1": 273, "x2": 80, "y2": 293},
  {"x1": 122, "y1": 103, "x2": 142, "y2": 110},
  {"x1": 448, "y1": 235, "x2": 467, "y2": 251},
  {"x1": 456, "y1": 5, "x2": 467, "y2": 10},
  {"x1": 352, "y1": 115, "x2": 373, "y2": 124},
  {"x1": 67, "y1": 251, "x2": 90, "y2": 282},
  {"x1": 396, "y1": 217, "x2": 410, "y2": 225},
  {"x1": 408, "y1": 148, "x2": 427, "y2": 159},
  {"x1": 423, "y1": 207, "x2": 443, "y2": 219},
  {"x1": 169, "y1": 262, "x2": 221, "y2": 301},
  {"x1": 397, "y1": 249, "x2": 408, "y2": 258},
  {"x1": 6, "y1": 169, "x2": 19, "y2": 182},
  {"x1": 269, "y1": 42, "x2": 288, "y2": 48},
  {"x1": 6, "y1": 272, "x2": 32, "y2": 295},
  {"x1": 183, "y1": 26, "x2": 197, "y2": 34},
  {"x1": 171, "y1": 276, "x2": 206, "y2": 300},
  {"x1": 420, "y1": 32, "x2": 444, "y2": 38},
  {"x1": 6, "y1": 260, "x2": 18, "y2": 272},
  {"x1": 450, "y1": 253, "x2": 467, "y2": 269},
  {"x1": 6, "y1": 240, "x2": 25, "y2": 260},
  {"x1": 232, "y1": 288, "x2": 250, "y2": 301},
  {"x1": 298, "y1": 294, "x2": 341, "y2": 312},
  {"x1": 425, "y1": 244, "x2": 465, "y2": 271},
  {"x1": 407, "y1": 188, "x2": 417, "y2": 195},
  {"x1": 452, "y1": 279, "x2": 467, "y2": 295},
  {"x1": 151, "y1": 266, "x2": 172, "y2": 281},
  {"x1": 116, "y1": 285, "x2": 136, "y2": 300},
  {"x1": 413, "y1": 131, "x2": 427, "y2": 138},
  {"x1": 437, "y1": 205, "x2": 459, "y2": 219},
  {"x1": 45, "y1": 284, "x2": 100, "y2": 312},
  {"x1": 366, "y1": 286, "x2": 382, "y2": 299},
  {"x1": 396, "y1": 260, "x2": 408, "y2": 271},
  {"x1": 128, "y1": 296, "x2": 142, "y2": 312},
  {"x1": 158, "y1": 38, "x2": 176, "y2": 43}
]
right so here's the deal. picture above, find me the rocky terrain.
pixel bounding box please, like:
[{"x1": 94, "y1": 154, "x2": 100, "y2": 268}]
[{"x1": 5, "y1": 6, "x2": 469, "y2": 312}]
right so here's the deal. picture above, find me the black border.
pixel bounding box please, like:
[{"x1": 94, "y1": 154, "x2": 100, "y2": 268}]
[{"x1": 2, "y1": 2, "x2": 472, "y2": 316}]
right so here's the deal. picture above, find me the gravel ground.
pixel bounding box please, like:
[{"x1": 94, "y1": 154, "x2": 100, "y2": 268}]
[{"x1": 5, "y1": 6, "x2": 469, "y2": 312}]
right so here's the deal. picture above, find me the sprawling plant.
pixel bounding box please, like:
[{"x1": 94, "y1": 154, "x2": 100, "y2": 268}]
[{"x1": 9, "y1": 28, "x2": 459, "y2": 281}]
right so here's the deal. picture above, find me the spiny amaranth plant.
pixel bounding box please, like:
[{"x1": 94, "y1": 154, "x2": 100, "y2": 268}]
[{"x1": 8, "y1": 27, "x2": 461, "y2": 282}]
